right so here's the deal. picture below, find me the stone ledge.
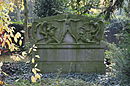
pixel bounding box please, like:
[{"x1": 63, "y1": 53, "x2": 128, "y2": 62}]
[{"x1": 36, "y1": 44, "x2": 105, "y2": 49}]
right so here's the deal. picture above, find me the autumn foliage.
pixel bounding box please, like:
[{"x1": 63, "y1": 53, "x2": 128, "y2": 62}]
[{"x1": 0, "y1": 0, "x2": 41, "y2": 83}]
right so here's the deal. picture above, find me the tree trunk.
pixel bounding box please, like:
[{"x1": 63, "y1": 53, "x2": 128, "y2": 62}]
[{"x1": 23, "y1": 0, "x2": 29, "y2": 42}]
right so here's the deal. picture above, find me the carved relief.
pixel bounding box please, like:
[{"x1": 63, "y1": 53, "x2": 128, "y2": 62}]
[
  {"x1": 32, "y1": 14, "x2": 104, "y2": 44},
  {"x1": 39, "y1": 21, "x2": 59, "y2": 43},
  {"x1": 78, "y1": 20, "x2": 104, "y2": 43},
  {"x1": 54, "y1": 14, "x2": 80, "y2": 43}
]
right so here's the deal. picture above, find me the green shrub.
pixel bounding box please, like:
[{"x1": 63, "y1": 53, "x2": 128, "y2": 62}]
[
  {"x1": 105, "y1": 42, "x2": 130, "y2": 85},
  {"x1": 7, "y1": 78, "x2": 101, "y2": 86},
  {"x1": 34, "y1": 0, "x2": 64, "y2": 18}
]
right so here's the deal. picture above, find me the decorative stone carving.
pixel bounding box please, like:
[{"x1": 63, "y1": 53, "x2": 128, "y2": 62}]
[
  {"x1": 32, "y1": 14, "x2": 104, "y2": 44},
  {"x1": 31, "y1": 14, "x2": 104, "y2": 44},
  {"x1": 31, "y1": 14, "x2": 105, "y2": 73},
  {"x1": 54, "y1": 15, "x2": 80, "y2": 43},
  {"x1": 39, "y1": 21, "x2": 59, "y2": 43},
  {"x1": 78, "y1": 20, "x2": 104, "y2": 43}
]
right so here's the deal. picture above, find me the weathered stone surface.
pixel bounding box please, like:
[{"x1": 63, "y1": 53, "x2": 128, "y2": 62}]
[
  {"x1": 31, "y1": 14, "x2": 104, "y2": 44},
  {"x1": 37, "y1": 45, "x2": 104, "y2": 62},
  {"x1": 31, "y1": 14, "x2": 105, "y2": 73},
  {"x1": 38, "y1": 61, "x2": 105, "y2": 73}
]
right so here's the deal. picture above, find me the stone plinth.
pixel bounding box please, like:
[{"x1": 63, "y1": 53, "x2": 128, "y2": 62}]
[{"x1": 31, "y1": 14, "x2": 105, "y2": 73}]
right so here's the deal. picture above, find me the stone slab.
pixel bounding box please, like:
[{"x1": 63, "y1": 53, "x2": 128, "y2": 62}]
[
  {"x1": 37, "y1": 61, "x2": 105, "y2": 73},
  {"x1": 37, "y1": 44, "x2": 104, "y2": 62}
]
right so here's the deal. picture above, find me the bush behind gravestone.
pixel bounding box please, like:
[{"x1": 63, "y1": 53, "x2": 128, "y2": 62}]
[
  {"x1": 7, "y1": 78, "x2": 101, "y2": 86},
  {"x1": 34, "y1": 0, "x2": 64, "y2": 18},
  {"x1": 105, "y1": 42, "x2": 130, "y2": 85}
]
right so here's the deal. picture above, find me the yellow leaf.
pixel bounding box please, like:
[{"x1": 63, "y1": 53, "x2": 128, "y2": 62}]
[
  {"x1": 14, "y1": 36, "x2": 18, "y2": 43},
  {"x1": 35, "y1": 64, "x2": 38, "y2": 67},
  {"x1": 0, "y1": 62, "x2": 3, "y2": 67},
  {"x1": 6, "y1": 40, "x2": 10, "y2": 49},
  {"x1": 0, "y1": 81, "x2": 4, "y2": 85},
  {"x1": 22, "y1": 51, "x2": 27, "y2": 57},
  {"x1": 21, "y1": 4, "x2": 24, "y2": 10},
  {"x1": 15, "y1": 56, "x2": 21, "y2": 61},
  {"x1": 15, "y1": 79, "x2": 20, "y2": 82},
  {"x1": 19, "y1": 39, "x2": 22, "y2": 46},
  {"x1": 32, "y1": 58, "x2": 35, "y2": 63},
  {"x1": 31, "y1": 76, "x2": 37, "y2": 83},
  {"x1": 28, "y1": 48, "x2": 32, "y2": 53},
  {"x1": 35, "y1": 55, "x2": 40, "y2": 58},
  {"x1": 14, "y1": 46, "x2": 19, "y2": 51},
  {"x1": 35, "y1": 68, "x2": 40, "y2": 72},
  {"x1": 10, "y1": 32, "x2": 14, "y2": 37},
  {"x1": 4, "y1": 33, "x2": 7, "y2": 38},
  {"x1": 0, "y1": 5, "x2": 2, "y2": 9},
  {"x1": 2, "y1": 42, "x2": 5, "y2": 47},
  {"x1": 33, "y1": 44, "x2": 36, "y2": 47},
  {"x1": 16, "y1": 32, "x2": 21, "y2": 37},
  {"x1": 32, "y1": 68, "x2": 37, "y2": 74},
  {"x1": 35, "y1": 74, "x2": 41, "y2": 79},
  {"x1": 33, "y1": 45, "x2": 37, "y2": 48},
  {"x1": 8, "y1": 37, "x2": 12, "y2": 43},
  {"x1": 15, "y1": 32, "x2": 21, "y2": 39},
  {"x1": 10, "y1": 43, "x2": 15, "y2": 51},
  {"x1": 33, "y1": 49, "x2": 37, "y2": 51},
  {"x1": 20, "y1": 30, "x2": 25, "y2": 33},
  {"x1": 2, "y1": 71, "x2": 9, "y2": 76},
  {"x1": 9, "y1": 7, "x2": 14, "y2": 12},
  {"x1": 11, "y1": 55, "x2": 21, "y2": 61},
  {"x1": 17, "y1": 54, "x2": 25, "y2": 59}
]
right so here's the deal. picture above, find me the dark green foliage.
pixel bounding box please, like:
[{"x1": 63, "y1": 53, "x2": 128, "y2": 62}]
[
  {"x1": 119, "y1": 22, "x2": 130, "y2": 50},
  {"x1": 8, "y1": 24, "x2": 25, "y2": 49},
  {"x1": 119, "y1": 22, "x2": 130, "y2": 84},
  {"x1": 105, "y1": 21, "x2": 130, "y2": 85},
  {"x1": 34, "y1": 0, "x2": 64, "y2": 18},
  {"x1": 7, "y1": 78, "x2": 100, "y2": 86},
  {"x1": 105, "y1": 43, "x2": 129, "y2": 85},
  {"x1": 33, "y1": 0, "x2": 125, "y2": 20},
  {"x1": 1, "y1": 62, "x2": 31, "y2": 75}
]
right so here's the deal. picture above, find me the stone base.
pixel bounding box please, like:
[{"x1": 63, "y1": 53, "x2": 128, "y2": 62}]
[
  {"x1": 36, "y1": 44, "x2": 105, "y2": 73},
  {"x1": 38, "y1": 61, "x2": 105, "y2": 73}
]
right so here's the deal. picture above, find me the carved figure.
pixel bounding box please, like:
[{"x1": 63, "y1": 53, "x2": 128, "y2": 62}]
[
  {"x1": 78, "y1": 21, "x2": 103, "y2": 43},
  {"x1": 54, "y1": 14, "x2": 80, "y2": 43},
  {"x1": 39, "y1": 21, "x2": 59, "y2": 43},
  {"x1": 32, "y1": 14, "x2": 104, "y2": 44}
]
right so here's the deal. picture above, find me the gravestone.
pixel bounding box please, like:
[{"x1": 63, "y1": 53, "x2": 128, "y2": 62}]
[{"x1": 31, "y1": 14, "x2": 105, "y2": 73}]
